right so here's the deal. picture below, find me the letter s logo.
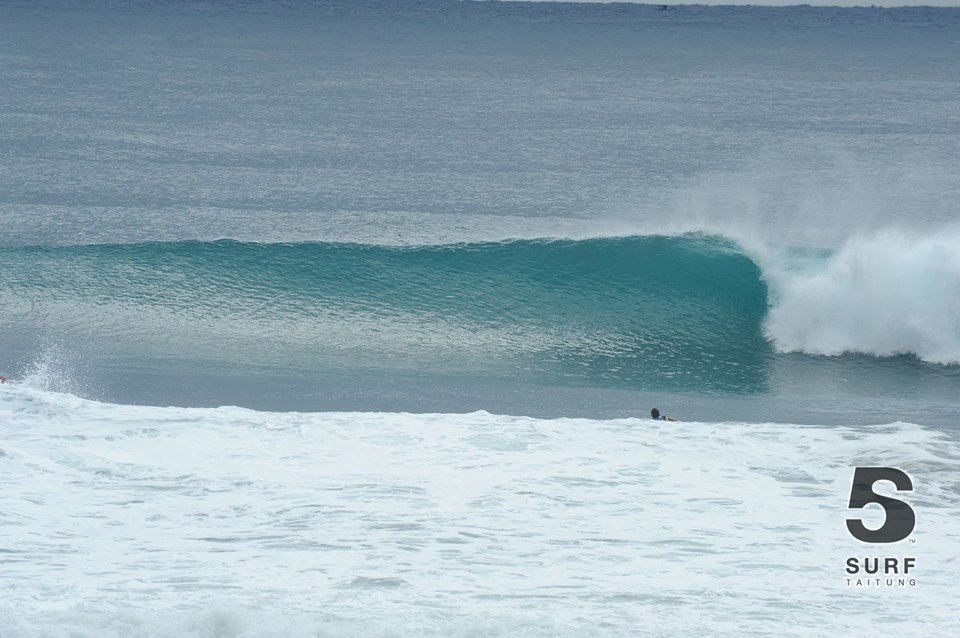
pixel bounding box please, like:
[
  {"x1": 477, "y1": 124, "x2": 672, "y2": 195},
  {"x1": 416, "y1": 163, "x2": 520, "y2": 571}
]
[{"x1": 846, "y1": 467, "x2": 915, "y2": 543}]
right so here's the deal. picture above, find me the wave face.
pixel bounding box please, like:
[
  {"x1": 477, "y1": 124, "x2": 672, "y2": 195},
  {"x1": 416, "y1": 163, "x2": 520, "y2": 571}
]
[{"x1": 0, "y1": 235, "x2": 772, "y2": 395}]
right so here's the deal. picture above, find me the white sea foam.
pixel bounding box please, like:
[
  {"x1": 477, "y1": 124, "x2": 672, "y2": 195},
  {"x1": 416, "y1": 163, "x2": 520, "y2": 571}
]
[
  {"x1": 1, "y1": 384, "x2": 958, "y2": 637},
  {"x1": 761, "y1": 228, "x2": 960, "y2": 365}
]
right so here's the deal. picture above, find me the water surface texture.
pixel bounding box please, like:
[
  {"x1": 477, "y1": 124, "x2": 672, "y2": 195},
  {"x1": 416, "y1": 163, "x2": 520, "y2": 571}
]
[{"x1": 1, "y1": 1, "x2": 958, "y2": 636}]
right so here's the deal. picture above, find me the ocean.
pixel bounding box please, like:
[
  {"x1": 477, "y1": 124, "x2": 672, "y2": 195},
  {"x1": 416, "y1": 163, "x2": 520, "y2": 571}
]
[{"x1": 1, "y1": 1, "x2": 958, "y2": 636}]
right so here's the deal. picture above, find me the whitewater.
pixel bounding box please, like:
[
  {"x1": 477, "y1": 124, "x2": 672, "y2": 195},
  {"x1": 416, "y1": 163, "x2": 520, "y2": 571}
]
[
  {"x1": 1, "y1": 1, "x2": 959, "y2": 636},
  {"x1": 3, "y1": 385, "x2": 959, "y2": 637}
]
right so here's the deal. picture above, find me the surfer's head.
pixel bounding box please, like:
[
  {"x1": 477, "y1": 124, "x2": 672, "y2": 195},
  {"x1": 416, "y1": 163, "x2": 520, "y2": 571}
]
[{"x1": 651, "y1": 408, "x2": 660, "y2": 419}]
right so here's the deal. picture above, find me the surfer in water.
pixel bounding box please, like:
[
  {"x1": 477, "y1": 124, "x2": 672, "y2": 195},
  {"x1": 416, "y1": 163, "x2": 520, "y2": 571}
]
[
  {"x1": 0, "y1": 375, "x2": 6, "y2": 383},
  {"x1": 651, "y1": 408, "x2": 678, "y2": 422}
]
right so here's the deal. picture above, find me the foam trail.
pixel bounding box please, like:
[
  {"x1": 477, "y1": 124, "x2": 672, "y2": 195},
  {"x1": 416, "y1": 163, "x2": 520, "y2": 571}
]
[{"x1": 763, "y1": 228, "x2": 960, "y2": 364}]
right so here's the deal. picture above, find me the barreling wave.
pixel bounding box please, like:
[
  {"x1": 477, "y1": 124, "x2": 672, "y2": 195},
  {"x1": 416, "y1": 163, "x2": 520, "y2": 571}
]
[{"x1": 1, "y1": 232, "x2": 957, "y2": 402}]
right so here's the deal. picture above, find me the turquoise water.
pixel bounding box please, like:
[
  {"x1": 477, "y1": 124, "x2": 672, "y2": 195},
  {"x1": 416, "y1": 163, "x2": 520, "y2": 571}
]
[{"x1": 2, "y1": 235, "x2": 768, "y2": 387}]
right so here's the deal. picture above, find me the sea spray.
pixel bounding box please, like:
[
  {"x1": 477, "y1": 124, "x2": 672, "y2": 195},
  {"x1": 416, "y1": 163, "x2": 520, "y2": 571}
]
[{"x1": 763, "y1": 228, "x2": 960, "y2": 365}]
